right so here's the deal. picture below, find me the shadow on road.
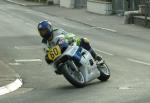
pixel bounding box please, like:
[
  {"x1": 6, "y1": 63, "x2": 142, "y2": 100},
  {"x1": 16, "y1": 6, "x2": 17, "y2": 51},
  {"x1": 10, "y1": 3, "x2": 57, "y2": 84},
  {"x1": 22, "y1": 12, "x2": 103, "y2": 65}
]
[{"x1": 53, "y1": 80, "x2": 110, "y2": 90}]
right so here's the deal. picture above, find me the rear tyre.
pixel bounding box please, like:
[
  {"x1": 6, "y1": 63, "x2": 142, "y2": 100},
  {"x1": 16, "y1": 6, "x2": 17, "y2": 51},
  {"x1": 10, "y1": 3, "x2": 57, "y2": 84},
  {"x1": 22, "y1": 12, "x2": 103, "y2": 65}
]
[
  {"x1": 61, "y1": 60, "x2": 86, "y2": 88},
  {"x1": 97, "y1": 63, "x2": 110, "y2": 81}
]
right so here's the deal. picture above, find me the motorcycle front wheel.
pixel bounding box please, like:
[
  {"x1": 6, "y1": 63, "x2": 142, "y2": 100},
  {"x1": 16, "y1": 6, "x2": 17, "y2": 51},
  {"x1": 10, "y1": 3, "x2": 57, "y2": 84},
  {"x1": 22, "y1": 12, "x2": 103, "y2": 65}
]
[{"x1": 61, "y1": 60, "x2": 86, "y2": 88}]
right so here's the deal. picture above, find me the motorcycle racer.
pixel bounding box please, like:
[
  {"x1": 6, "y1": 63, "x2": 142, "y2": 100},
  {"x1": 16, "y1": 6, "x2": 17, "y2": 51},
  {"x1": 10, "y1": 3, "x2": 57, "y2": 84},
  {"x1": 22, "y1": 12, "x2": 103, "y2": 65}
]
[{"x1": 37, "y1": 20, "x2": 101, "y2": 66}]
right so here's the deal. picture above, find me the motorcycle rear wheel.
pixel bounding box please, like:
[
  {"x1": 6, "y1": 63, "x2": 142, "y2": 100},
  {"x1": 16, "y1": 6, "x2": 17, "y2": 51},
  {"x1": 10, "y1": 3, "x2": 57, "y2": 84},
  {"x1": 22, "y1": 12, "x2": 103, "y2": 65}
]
[{"x1": 97, "y1": 63, "x2": 110, "y2": 81}]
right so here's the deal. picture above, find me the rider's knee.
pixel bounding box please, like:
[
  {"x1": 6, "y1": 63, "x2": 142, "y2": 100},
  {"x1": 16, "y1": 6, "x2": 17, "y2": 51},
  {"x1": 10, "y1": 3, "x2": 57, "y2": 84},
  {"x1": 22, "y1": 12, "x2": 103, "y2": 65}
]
[
  {"x1": 82, "y1": 38, "x2": 89, "y2": 44},
  {"x1": 80, "y1": 38, "x2": 91, "y2": 50}
]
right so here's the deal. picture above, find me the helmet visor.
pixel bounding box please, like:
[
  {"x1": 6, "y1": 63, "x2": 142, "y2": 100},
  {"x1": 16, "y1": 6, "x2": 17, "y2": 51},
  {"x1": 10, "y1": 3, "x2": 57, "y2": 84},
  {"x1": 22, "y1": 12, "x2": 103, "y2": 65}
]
[{"x1": 39, "y1": 29, "x2": 48, "y2": 38}]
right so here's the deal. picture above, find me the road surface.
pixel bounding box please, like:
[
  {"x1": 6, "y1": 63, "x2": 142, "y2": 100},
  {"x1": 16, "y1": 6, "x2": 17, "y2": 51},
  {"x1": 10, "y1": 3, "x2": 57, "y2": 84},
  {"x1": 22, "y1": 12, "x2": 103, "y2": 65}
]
[{"x1": 0, "y1": 1, "x2": 150, "y2": 103}]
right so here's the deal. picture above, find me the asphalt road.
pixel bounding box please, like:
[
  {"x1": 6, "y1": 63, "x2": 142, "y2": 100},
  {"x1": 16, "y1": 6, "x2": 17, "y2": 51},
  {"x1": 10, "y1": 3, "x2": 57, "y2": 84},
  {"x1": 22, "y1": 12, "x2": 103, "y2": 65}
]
[{"x1": 0, "y1": 1, "x2": 150, "y2": 103}]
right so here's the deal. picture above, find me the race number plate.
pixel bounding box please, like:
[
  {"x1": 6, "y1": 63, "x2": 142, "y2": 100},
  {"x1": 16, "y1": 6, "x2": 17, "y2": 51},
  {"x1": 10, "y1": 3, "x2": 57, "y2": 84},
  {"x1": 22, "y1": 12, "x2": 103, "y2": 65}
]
[{"x1": 48, "y1": 45, "x2": 62, "y2": 61}]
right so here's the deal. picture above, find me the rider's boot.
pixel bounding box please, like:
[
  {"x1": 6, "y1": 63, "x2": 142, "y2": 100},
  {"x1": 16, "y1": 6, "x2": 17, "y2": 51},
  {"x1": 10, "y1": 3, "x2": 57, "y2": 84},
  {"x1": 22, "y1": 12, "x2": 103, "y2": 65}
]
[
  {"x1": 95, "y1": 55, "x2": 104, "y2": 65},
  {"x1": 90, "y1": 48, "x2": 104, "y2": 65}
]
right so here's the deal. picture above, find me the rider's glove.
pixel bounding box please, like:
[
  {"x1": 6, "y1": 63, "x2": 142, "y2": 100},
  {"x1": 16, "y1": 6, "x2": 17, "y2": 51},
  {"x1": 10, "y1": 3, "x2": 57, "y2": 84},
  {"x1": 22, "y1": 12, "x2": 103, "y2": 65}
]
[
  {"x1": 57, "y1": 38, "x2": 69, "y2": 52},
  {"x1": 45, "y1": 54, "x2": 53, "y2": 64}
]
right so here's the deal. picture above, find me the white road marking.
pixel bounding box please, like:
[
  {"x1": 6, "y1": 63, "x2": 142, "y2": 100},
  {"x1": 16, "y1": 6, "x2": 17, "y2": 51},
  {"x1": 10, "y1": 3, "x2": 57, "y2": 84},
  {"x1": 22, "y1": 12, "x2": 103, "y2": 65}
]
[
  {"x1": 15, "y1": 59, "x2": 42, "y2": 63},
  {"x1": 14, "y1": 46, "x2": 42, "y2": 50},
  {"x1": 25, "y1": 22, "x2": 33, "y2": 27},
  {"x1": 118, "y1": 86, "x2": 132, "y2": 90},
  {"x1": 61, "y1": 23, "x2": 85, "y2": 30},
  {"x1": 9, "y1": 63, "x2": 21, "y2": 66},
  {"x1": 92, "y1": 27, "x2": 117, "y2": 33},
  {"x1": 0, "y1": 79, "x2": 23, "y2": 96},
  {"x1": 127, "y1": 58, "x2": 150, "y2": 66},
  {"x1": 6, "y1": 0, "x2": 26, "y2": 6},
  {"x1": 95, "y1": 49, "x2": 114, "y2": 56}
]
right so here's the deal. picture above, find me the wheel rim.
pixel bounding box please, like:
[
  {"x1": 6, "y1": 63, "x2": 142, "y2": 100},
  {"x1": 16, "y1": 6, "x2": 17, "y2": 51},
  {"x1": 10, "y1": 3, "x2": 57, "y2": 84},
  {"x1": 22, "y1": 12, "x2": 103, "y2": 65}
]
[
  {"x1": 98, "y1": 64, "x2": 110, "y2": 75},
  {"x1": 66, "y1": 64, "x2": 85, "y2": 84}
]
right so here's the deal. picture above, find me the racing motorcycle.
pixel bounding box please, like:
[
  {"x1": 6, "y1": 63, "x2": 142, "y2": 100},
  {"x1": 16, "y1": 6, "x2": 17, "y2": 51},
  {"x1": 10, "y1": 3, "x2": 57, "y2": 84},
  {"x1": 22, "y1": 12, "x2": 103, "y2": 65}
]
[{"x1": 46, "y1": 42, "x2": 110, "y2": 88}]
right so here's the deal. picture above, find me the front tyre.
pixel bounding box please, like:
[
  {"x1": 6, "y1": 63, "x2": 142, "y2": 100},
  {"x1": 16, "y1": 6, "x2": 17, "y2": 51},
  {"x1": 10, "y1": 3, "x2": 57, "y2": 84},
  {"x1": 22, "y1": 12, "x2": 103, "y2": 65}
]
[
  {"x1": 97, "y1": 63, "x2": 110, "y2": 81},
  {"x1": 61, "y1": 60, "x2": 86, "y2": 88}
]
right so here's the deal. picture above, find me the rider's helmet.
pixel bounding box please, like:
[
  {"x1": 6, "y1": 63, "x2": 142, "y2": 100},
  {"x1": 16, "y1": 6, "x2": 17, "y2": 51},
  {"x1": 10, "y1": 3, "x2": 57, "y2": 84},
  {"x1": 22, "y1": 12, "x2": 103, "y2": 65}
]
[{"x1": 38, "y1": 20, "x2": 53, "y2": 41}]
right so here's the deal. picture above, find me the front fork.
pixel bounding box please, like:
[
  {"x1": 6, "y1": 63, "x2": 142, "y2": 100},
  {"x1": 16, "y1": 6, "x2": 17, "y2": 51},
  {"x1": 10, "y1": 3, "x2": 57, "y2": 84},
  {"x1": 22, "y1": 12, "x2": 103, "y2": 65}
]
[{"x1": 55, "y1": 60, "x2": 79, "y2": 75}]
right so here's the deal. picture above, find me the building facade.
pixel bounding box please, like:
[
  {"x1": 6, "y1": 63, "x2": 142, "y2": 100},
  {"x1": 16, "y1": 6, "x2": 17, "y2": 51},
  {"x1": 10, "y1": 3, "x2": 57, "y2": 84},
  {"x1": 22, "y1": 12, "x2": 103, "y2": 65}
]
[{"x1": 112, "y1": 0, "x2": 149, "y2": 14}]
